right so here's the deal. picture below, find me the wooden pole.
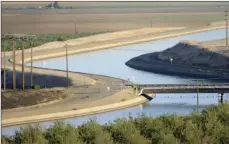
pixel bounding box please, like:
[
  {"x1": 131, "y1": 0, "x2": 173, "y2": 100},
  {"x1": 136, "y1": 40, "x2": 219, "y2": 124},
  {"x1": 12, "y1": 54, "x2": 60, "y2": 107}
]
[
  {"x1": 1, "y1": 40, "x2": 3, "y2": 88},
  {"x1": 227, "y1": 11, "x2": 228, "y2": 48},
  {"x1": 1, "y1": 41, "x2": 2, "y2": 71},
  {"x1": 74, "y1": 23, "x2": 76, "y2": 34},
  {"x1": 13, "y1": 39, "x2": 16, "y2": 90},
  {"x1": 22, "y1": 40, "x2": 25, "y2": 90},
  {"x1": 225, "y1": 10, "x2": 228, "y2": 48},
  {"x1": 30, "y1": 40, "x2": 33, "y2": 88},
  {"x1": 65, "y1": 44, "x2": 69, "y2": 88},
  {"x1": 3, "y1": 39, "x2": 6, "y2": 90}
]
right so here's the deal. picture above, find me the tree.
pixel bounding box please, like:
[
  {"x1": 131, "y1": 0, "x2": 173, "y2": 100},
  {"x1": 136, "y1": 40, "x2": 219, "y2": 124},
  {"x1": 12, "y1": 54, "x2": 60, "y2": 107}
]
[{"x1": 53, "y1": 1, "x2": 60, "y2": 9}]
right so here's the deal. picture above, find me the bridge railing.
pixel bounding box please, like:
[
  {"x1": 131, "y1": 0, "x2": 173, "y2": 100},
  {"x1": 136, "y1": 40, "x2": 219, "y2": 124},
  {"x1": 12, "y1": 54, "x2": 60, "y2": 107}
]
[{"x1": 125, "y1": 84, "x2": 229, "y2": 88}]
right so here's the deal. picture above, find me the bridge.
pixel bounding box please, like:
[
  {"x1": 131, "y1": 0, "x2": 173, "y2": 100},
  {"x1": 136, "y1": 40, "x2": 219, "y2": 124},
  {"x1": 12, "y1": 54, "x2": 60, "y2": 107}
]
[{"x1": 126, "y1": 84, "x2": 229, "y2": 104}]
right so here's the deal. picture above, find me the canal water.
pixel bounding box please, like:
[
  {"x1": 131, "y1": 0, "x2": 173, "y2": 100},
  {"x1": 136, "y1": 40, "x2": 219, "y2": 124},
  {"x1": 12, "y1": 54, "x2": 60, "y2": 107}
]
[{"x1": 3, "y1": 29, "x2": 229, "y2": 136}]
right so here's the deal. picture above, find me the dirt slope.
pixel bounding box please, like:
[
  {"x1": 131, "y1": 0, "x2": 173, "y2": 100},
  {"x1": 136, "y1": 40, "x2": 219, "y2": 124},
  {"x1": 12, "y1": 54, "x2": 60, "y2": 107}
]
[
  {"x1": 126, "y1": 41, "x2": 229, "y2": 80},
  {"x1": 157, "y1": 41, "x2": 229, "y2": 69}
]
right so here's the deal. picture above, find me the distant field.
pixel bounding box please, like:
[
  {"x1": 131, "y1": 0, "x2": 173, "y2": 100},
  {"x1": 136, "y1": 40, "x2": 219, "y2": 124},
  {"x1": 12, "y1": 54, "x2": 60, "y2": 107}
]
[
  {"x1": 2, "y1": 2, "x2": 229, "y2": 8},
  {"x1": 2, "y1": 2, "x2": 228, "y2": 34}
]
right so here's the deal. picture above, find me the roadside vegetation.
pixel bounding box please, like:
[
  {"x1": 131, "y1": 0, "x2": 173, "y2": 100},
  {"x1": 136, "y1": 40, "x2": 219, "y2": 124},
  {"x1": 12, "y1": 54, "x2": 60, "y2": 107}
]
[
  {"x1": 1, "y1": 32, "x2": 103, "y2": 52},
  {"x1": 2, "y1": 103, "x2": 229, "y2": 144}
]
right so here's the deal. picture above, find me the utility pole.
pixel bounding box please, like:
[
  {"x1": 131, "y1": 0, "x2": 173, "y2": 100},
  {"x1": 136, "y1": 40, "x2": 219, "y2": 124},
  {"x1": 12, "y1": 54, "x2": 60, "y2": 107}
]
[
  {"x1": 65, "y1": 44, "x2": 69, "y2": 88},
  {"x1": 12, "y1": 38, "x2": 16, "y2": 90},
  {"x1": 22, "y1": 39, "x2": 25, "y2": 90},
  {"x1": 1, "y1": 41, "x2": 2, "y2": 71},
  {"x1": 225, "y1": 10, "x2": 228, "y2": 48},
  {"x1": 30, "y1": 40, "x2": 33, "y2": 88},
  {"x1": 28, "y1": 36, "x2": 37, "y2": 89},
  {"x1": 3, "y1": 39, "x2": 6, "y2": 90},
  {"x1": 4, "y1": 34, "x2": 37, "y2": 89},
  {"x1": 74, "y1": 23, "x2": 77, "y2": 34}
]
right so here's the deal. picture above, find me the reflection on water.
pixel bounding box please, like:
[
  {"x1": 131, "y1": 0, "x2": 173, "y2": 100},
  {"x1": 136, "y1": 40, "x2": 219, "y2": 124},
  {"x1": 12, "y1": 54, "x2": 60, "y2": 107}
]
[{"x1": 3, "y1": 29, "x2": 229, "y2": 136}]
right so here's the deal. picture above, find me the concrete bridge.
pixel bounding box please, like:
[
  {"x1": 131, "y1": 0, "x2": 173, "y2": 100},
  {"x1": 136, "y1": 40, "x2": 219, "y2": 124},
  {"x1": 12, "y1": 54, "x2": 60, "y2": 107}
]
[{"x1": 126, "y1": 84, "x2": 229, "y2": 103}]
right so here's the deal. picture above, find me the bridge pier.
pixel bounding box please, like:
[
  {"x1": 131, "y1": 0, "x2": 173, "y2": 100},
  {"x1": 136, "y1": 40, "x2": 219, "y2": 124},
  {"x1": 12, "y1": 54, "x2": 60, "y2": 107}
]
[{"x1": 218, "y1": 93, "x2": 224, "y2": 104}]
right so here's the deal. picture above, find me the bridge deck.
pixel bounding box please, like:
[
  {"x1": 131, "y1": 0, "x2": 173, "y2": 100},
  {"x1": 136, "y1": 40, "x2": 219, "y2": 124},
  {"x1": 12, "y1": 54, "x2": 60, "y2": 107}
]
[{"x1": 129, "y1": 84, "x2": 229, "y2": 93}]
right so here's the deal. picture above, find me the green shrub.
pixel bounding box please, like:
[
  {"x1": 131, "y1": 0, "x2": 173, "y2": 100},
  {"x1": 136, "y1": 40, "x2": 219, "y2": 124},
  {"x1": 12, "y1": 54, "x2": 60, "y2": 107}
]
[
  {"x1": 1, "y1": 135, "x2": 13, "y2": 144},
  {"x1": 44, "y1": 121, "x2": 82, "y2": 144},
  {"x1": 133, "y1": 115, "x2": 165, "y2": 142},
  {"x1": 78, "y1": 119, "x2": 114, "y2": 144},
  {"x1": 160, "y1": 133, "x2": 179, "y2": 144},
  {"x1": 2, "y1": 103, "x2": 229, "y2": 144},
  {"x1": 56, "y1": 37, "x2": 64, "y2": 41},
  {"x1": 13, "y1": 124, "x2": 47, "y2": 144},
  {"x1": 32, "y1": 85, "x2": 40, "y2": 89},
  {"x1": 158, "y1": 114, "x2": 185, "y2": 140},
  {"x1": 182, "y1": 120, "x2": 203, "y2": 144},
  {"x1": 105, "y1": 118, "x2": 150, "y2": 144}
]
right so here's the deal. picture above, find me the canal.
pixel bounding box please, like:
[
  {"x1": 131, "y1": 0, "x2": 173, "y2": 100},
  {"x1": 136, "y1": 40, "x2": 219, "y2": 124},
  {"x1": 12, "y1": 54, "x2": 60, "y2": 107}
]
[{"x1": 2, "y1": 28, "x2": 229, "y2": 136}]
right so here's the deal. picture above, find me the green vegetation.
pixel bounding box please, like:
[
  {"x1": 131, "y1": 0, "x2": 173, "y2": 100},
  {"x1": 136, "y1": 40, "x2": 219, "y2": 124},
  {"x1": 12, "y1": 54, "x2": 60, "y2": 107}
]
[
  {"x1": 1, "y1": 32, "x2": 103, "y2": 52},
  {"x1": 32, "y1": 85, "x2": 40, "y2": 90},
  {"x1": 2, "y1": 103, "x2": 229, "y2": 144}
]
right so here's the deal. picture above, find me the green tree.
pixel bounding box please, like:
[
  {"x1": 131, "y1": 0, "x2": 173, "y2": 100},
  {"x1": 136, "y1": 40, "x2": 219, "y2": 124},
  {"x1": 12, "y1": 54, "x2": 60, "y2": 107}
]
[
  {"x1": 105, "y1": 118, "x2": 150, "y2": 144},
  {"x1": 159, "y1": 114, "x2": 185, "y2": 141},
  {"x1": 44, "y1": 121, "x2": 81, "y2": 144},
  {"x1": 78, "y1": 119, "x2": 114, "y2": 144},
  {"x1": 13, "y1": 124, "x2": 47, "y2": 144}
]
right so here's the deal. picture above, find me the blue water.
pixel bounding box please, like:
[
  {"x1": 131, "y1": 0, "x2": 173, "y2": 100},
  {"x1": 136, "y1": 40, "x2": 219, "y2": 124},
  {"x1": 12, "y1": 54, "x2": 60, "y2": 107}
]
[
  {"x1": 30, "y1": 29, "x2": 228, "y2": 84},
  {"x1": 3, "y1": 29, "x2": 229, "y2": 136}
]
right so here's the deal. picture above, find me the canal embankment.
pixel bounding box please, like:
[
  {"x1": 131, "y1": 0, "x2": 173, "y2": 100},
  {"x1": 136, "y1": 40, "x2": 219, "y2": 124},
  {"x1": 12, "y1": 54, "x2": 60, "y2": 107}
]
[{"x1": 2, "y1": 89, "x2": 154, "y2": 127}]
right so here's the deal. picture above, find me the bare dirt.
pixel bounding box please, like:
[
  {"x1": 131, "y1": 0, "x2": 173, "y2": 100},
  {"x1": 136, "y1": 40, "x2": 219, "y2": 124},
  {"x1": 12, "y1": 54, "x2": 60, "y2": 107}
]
[
  {"x1": 157, "y1": 41, "x2": 229, "y2": 69},
  {"x1": 2, "y1": 88, "x2": 67, "y2": 110},
  {"x1": 126, "y1": 41, "x2": 229, "y2": 80}
]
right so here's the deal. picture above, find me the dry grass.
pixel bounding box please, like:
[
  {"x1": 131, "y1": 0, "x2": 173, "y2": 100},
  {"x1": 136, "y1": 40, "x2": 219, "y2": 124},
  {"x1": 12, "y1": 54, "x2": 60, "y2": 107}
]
[{"x1": 2, "y1": 88, "x2": 68, "y2": 110}]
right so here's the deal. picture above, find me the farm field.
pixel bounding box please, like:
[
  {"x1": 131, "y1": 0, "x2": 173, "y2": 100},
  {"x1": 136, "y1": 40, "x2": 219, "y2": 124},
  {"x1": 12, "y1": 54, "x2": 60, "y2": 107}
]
[{"x1": 2, "y1": 2, "x2": 229, "y2": 34}]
